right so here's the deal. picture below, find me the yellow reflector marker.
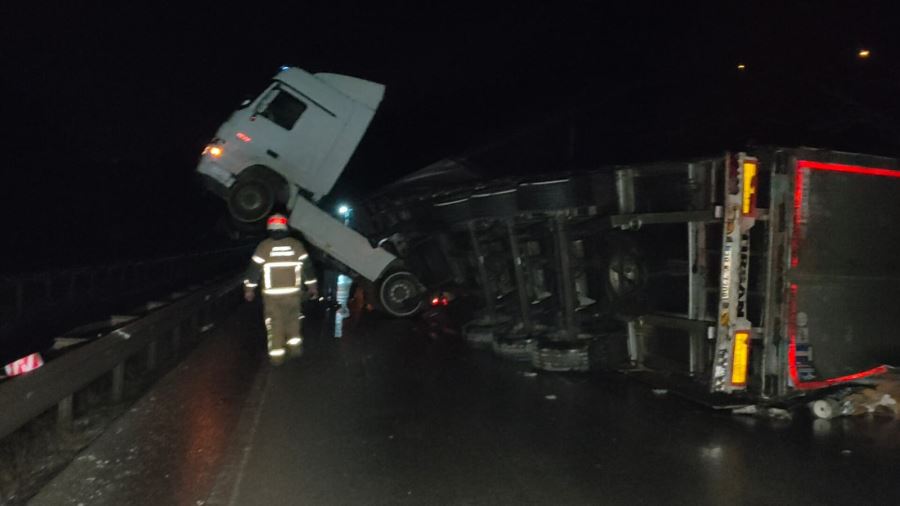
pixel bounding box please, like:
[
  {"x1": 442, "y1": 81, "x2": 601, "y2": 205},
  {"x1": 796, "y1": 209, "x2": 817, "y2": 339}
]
[
  {"x1": 741, "y1": 161, "x2": 757, "y2": 215},
  {"x1": 731, "y1": 330, "x2": 751, "y2": 385}
]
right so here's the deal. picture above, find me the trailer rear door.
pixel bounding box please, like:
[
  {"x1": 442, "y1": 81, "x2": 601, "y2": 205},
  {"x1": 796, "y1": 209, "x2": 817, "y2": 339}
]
[{"x1": 789, "y1": 159, "x2": 900, "y2": 388}]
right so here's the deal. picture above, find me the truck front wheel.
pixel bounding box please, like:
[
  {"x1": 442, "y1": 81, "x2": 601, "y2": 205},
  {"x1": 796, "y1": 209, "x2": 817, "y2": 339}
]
[
  {"x1": 228, "y1": 178, "x2": 275, "y2": 223},
  {"x1": 376, "y1": 271, "x2": 424, "y2": 318}
]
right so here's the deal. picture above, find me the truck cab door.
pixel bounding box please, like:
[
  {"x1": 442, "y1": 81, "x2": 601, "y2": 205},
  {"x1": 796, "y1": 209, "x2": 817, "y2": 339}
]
[{"x1": 248, "y1": 83, "x2": 345, "y2": 195}]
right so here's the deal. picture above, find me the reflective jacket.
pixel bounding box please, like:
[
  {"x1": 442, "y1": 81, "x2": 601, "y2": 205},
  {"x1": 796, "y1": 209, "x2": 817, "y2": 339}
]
[{"x1": 244, "y1": 237, "x2": 318, "y2": 296}]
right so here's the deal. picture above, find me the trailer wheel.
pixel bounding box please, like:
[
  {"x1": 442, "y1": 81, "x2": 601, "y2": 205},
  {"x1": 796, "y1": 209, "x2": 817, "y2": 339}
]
[
  {"x1": 604, "y1": 233, "x2": 647, "y2": 315},
  {"x1": 376, "y1": 271, "x2": 424, "y2": 318},
  {"x1": 228, "y1": 178, "x2": 275, "y2": 223}
]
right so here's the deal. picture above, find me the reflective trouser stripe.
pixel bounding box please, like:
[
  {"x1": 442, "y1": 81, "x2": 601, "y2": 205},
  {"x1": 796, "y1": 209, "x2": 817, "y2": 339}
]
[{"x1": 263, "y1": 295, "x2": 302, "y2": 354}]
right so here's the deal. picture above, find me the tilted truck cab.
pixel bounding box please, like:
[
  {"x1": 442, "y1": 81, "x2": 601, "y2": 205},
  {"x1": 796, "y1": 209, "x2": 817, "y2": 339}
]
[
  {"x1": 198, "y1": 66, "x2": 384, "y2": 217},
  {"x1": 197, "y1": 66, "x2": 423, "y2": 317}
]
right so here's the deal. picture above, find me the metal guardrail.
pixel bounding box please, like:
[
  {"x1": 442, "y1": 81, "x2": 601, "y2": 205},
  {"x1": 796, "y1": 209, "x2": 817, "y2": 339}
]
[
  {"x1": 0, "y1": 274, "x2": 242, "y2": 441},
  {"x1": 0, "y1": 245, "x2": 253, "y2": 363}
]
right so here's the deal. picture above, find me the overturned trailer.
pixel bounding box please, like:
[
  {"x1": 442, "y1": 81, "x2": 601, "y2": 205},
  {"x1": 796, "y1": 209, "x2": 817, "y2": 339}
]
[
  {"x1": 362, "y1": 147, "x2": 900, "y2": 401},
  {"x1": 607, "y1": 146, "x2": 900, "y2": 399}
]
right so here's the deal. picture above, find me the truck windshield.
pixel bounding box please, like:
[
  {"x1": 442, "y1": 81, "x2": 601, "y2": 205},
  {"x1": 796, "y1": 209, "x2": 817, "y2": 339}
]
[{"x1": 256, "y1": 87, "x2": 307, "y2": 130}]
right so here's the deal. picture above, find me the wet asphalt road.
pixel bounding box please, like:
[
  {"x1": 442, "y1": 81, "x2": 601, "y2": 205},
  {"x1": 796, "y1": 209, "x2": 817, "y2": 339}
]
[
  {"x1": 219, "y1": 315, "x2": 900, "y2": 506},
  {"x1": 29, "y1": 304, "x2": 900, "y2": 505}
]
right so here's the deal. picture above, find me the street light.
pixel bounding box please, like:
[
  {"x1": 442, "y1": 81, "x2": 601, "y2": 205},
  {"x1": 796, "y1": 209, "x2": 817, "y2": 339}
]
[
  {"x1": 858, "y1": 48, "x2": 871, "y2": 59},
  {"x1": 337, "y1": 204, "x2": 352, "y2": 225},
  {"x1": 736, "y1": 63, "x2": 747, "y2": 71}
]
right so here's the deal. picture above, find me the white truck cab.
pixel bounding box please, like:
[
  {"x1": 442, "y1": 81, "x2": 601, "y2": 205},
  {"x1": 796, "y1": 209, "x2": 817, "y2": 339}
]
[
  {"x1": 198, "y1": 66, "x2": 384, "y2": 221},
  {"x1": 197, "y1": 66, "x2": 423, "y2": 317}
]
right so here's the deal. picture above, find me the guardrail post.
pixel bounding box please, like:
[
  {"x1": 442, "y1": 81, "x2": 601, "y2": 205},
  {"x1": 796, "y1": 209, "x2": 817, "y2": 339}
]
[
  {"x1": 111, "y1": 363, "x2": 125, "y2": 403},
  {"x1": 146, "y1": 340, "x2": 158, "y2": 371},
  {"x1": 57, "y1": 395, "x2": 73, "y2": 433}
]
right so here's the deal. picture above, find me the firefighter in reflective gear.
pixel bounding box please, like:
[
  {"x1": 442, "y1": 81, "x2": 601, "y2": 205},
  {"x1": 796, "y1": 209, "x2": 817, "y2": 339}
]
[{"x1": 243, "y1": 214, "x2": 318, "y2": 364}]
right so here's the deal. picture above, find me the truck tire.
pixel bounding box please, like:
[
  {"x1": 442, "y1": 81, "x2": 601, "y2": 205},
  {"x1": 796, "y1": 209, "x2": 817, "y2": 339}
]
[
  {"x1": 228, "y1": 178, "x2": 275, "y2": 223},
  {"x1": 532, "y1": 337, "x2": 591, "y2": 372},
  {"x1": 376, "y1": 270, "x2": 424, "y2": 317}
]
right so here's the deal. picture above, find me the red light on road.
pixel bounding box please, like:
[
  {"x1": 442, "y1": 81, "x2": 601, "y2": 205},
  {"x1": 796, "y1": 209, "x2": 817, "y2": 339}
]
[
  {"x1": 431, "y1": 297, "x2": 440, "y2": 306},
  {"x1": 440, "y1": 296, "x2": 449, "y2": 306},
  {"x1": 236, "y1": 132, "x2": 252, "y2": 142}
]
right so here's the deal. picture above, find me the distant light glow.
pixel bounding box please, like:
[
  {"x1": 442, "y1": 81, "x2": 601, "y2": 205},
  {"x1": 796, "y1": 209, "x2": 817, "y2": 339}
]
[
  {"x1": 338, "y1": 205, "x2": 351, "y2": 216},
  {"x1": 280, "y1": 65, "x2": 290, "y2": 71},
  {"x1": 736, "y1": 63, "x2": 747, "y2": 71},
  {"x1": 431, "y1": 297, "x2": 440, "y2": 306},
  {"x1": 209, "y1": 146, "x2": 223, "y2": 158},
  {"x1": 858, "y1": 49, "x2": 871, "y2": 59}
]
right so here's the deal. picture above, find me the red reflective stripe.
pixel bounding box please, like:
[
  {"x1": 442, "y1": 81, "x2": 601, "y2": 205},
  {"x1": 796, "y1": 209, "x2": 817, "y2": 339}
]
[
  {"x1": 796, "y1": 160, "x2": 900, "y2": 178},
  {"x1": 267, "y1": 216, "x2": 288, "y2": 225},
  {"x1": 787, "y1": 160, "x2": 893, "y2": 390}
]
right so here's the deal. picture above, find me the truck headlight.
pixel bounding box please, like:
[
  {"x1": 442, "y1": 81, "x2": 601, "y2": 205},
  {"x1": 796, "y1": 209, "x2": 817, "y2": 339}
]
[{"x1": 202, "y1": 139, "x2": 225, "y2": 158}]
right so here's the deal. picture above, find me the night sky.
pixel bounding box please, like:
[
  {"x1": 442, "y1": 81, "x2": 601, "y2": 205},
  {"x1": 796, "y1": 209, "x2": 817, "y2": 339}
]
[{"x1": 3, "y1": 1, "x2": 899, "y2": 271}]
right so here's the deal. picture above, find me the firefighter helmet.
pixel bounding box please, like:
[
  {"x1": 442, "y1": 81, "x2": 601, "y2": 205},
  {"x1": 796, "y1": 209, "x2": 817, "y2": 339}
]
[{"x1": 267, "y1": 213, "x2": 289, "y2": 231}]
